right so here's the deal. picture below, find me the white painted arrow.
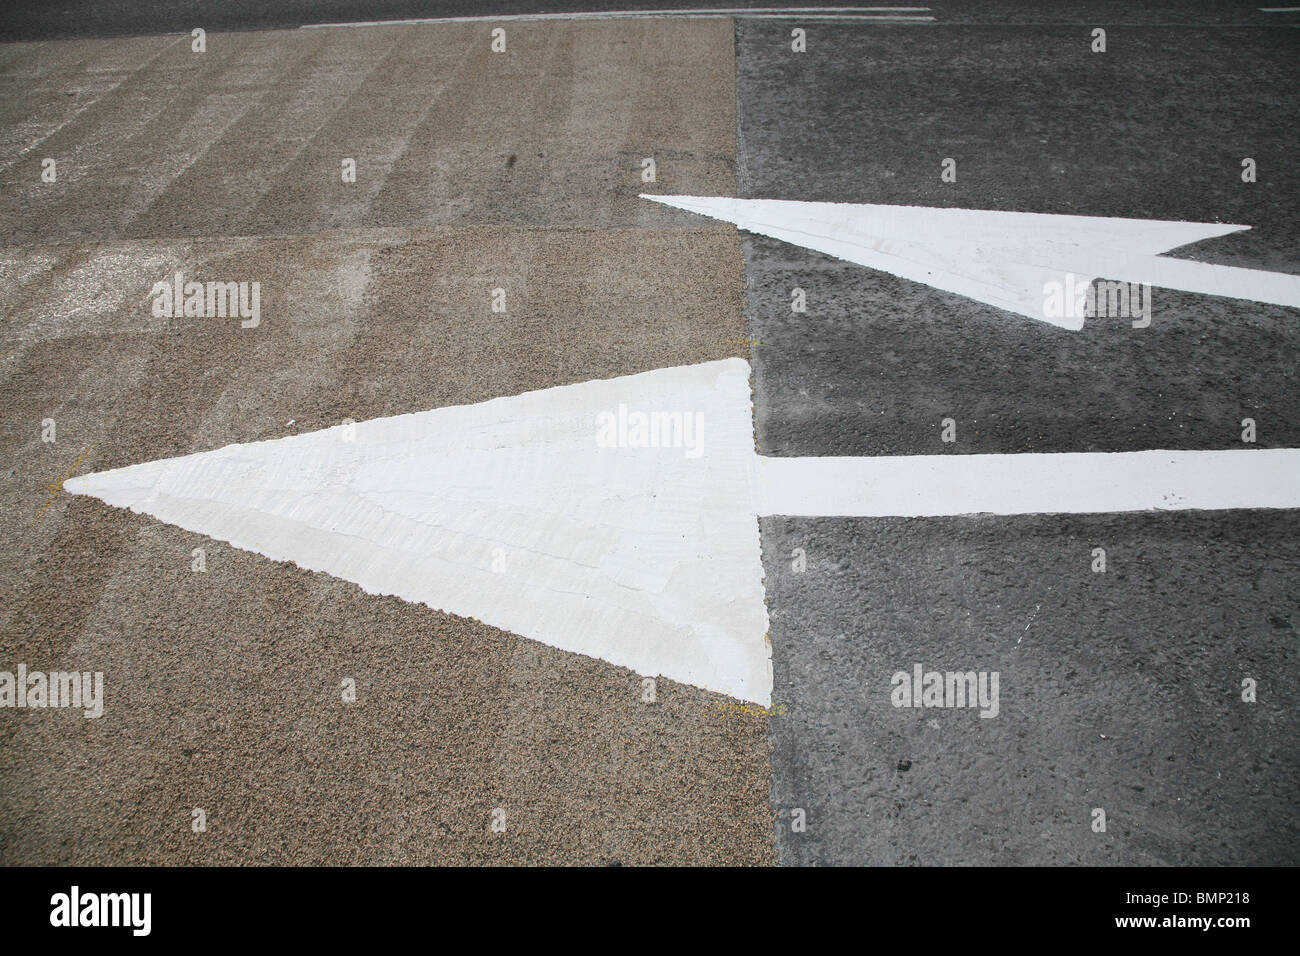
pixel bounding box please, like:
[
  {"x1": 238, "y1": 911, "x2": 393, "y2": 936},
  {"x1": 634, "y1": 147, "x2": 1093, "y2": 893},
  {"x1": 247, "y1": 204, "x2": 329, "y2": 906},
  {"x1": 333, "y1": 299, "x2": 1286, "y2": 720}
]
[
  {"x1": 66, "y1": 360, "x2": 1300, "y2": 705},
  {"x1": 641, "y1": 195, "x2": 1300, "y2": 329}
]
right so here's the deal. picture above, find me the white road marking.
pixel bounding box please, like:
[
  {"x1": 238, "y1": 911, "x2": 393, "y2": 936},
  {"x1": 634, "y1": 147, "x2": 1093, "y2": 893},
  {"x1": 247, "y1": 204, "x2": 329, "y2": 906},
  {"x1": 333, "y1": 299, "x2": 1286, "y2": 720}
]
[
  {"x1": 641, "y1": 195, "x2": 1300, "y2": 328},
  {"x1": 756, "y1": 448, "x2": 1300, "y2": 517},
  {"x1": 1259, "y1": 7, "x2": 1300, "y2": 11},
  {"x1": 65, "y1": 361, "x2": 1300, "y2": 704},
  {"x1": 301, "y1": 9, "x2": 935, "y2": 29},
  {"x1": 67, "y1": 359, "x2": 772, "y2": 706}
]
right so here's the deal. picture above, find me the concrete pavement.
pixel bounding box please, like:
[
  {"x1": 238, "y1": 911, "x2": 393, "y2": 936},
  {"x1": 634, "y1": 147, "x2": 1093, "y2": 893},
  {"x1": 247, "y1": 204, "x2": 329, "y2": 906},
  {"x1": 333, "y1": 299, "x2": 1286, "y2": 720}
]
[{"x1": 0, "y1": 18, "x2": 774, "y2": 866}]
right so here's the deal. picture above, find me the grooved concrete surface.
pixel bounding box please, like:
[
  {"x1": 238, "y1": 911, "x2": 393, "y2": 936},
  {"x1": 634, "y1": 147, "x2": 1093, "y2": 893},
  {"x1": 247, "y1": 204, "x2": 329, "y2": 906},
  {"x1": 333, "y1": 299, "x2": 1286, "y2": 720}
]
[
  {"x1": 0, "y1": 20, "x2": 776, "y2": 866},
  {"x1": 0, "y1": 21, "x2": 736, "y2": 245},
  {"x1": 733, "y1": 20, "x2": 1300, "y2": 864}
]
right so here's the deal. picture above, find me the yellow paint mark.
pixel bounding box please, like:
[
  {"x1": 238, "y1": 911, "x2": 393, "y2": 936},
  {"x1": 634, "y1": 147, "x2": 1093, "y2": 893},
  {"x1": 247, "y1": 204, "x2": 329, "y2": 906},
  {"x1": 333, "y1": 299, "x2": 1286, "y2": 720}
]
[
  {"x1": 713, "y1": 699, "x2": 790, "y2": 719},
  {"x1": 36, "y1": 449, "x2": 92, "y2": 519}
]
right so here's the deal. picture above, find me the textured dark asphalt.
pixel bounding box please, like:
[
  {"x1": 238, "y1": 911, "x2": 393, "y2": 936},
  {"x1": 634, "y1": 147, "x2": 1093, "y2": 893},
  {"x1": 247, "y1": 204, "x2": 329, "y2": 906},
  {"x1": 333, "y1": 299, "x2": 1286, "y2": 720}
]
[
  {"x1": 2, "y1": 0, "x2": 1296, "y2": 43},
  {"x1": 733, "y1": 19, "x2": 1300, "y2": 864},
  {"x1": 735, "y1": 22, "x2": 1299, "y2": 458},
  {"x1": 762, "y1": 511, "x2": 1300, "y2": 865}
]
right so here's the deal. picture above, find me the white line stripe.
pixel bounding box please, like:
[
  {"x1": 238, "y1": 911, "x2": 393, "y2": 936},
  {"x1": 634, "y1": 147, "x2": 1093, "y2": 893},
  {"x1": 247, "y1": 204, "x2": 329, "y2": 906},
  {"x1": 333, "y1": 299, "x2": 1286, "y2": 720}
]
[
  {"x1": 1259, "y1": 7, "x2": 1300, "y2": 12},
  {"x1": 755, "y1": 449, "x2": 1300, "y2": 517},
  {"x1": 301, "y1": 9, "x2": 934, "y2": 29}
]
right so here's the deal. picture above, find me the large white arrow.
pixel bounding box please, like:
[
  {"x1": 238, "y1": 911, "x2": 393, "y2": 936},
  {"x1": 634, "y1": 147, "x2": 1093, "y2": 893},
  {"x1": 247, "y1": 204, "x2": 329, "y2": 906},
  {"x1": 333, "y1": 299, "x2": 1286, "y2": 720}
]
[
  {"x1": 67, "y1": 359, "x2": 1300, "y2": 705},
  {"x1": 641, "y1": 195, "x2": 1300, "y2": 329}
]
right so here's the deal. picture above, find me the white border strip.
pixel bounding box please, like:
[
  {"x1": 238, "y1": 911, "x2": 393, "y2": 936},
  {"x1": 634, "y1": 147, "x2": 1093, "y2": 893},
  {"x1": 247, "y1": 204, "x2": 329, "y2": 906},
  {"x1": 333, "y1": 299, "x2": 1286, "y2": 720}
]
[{"x1": 302, "y1": 8, "x2": 935, "y2": 29}]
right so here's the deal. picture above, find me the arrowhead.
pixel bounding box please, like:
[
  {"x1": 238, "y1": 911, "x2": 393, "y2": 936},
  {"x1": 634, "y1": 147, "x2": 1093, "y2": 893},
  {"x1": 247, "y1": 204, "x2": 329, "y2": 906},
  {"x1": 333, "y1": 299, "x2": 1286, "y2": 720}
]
[
  {"x1": 67, "y1": 359, "x2": 773, "y2": 705},
  {"x1": 640, "y1": 195, "x2": 1291, "y2": 328}
]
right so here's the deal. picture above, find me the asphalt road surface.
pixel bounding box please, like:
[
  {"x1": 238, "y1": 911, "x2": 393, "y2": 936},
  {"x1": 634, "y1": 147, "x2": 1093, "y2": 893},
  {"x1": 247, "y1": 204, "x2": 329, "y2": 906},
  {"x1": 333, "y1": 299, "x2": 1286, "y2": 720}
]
[
  {"x1": 730, "y1": 16, "x2": 1299, "y2": 863},
  {"x1": 1, "y1": 2, "x2": 1296, "y2": 866}
]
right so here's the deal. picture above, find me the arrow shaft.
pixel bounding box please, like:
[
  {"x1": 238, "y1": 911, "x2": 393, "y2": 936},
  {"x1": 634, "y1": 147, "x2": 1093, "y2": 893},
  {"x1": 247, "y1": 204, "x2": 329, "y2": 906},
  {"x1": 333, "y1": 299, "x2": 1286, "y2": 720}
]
[
  {"x1": 754, "y1": 448, "x2": 1300, "y2": 517},
  {"x1": 1035, "y1": 252, "x2": 1300, "y2": 310}
]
